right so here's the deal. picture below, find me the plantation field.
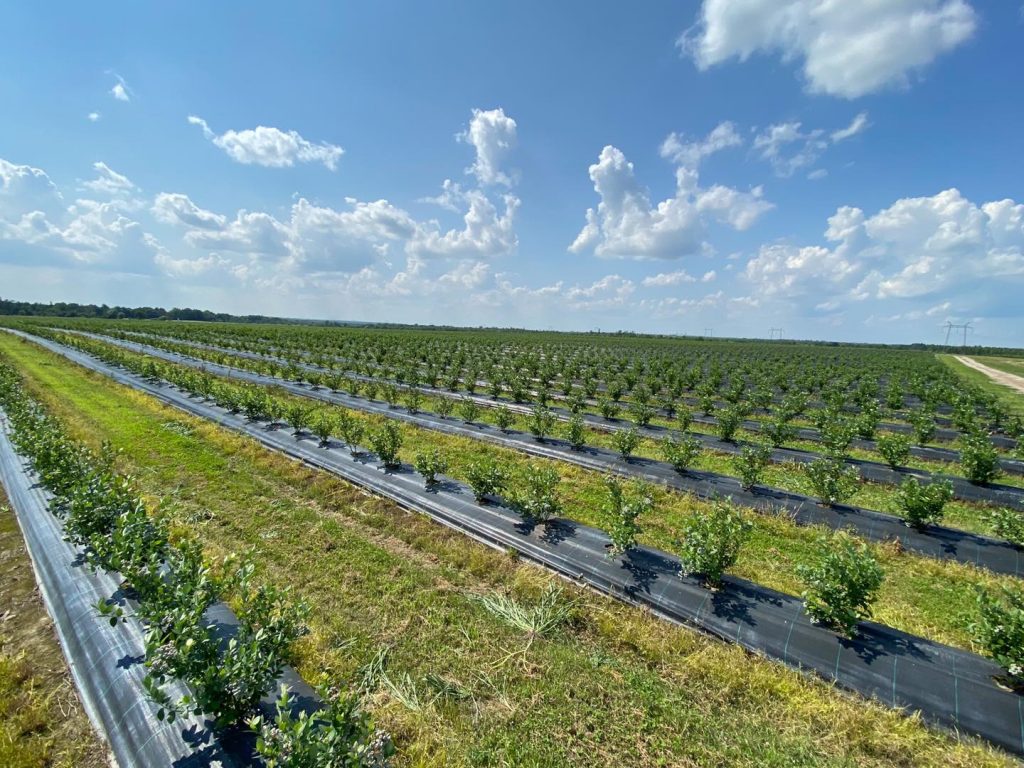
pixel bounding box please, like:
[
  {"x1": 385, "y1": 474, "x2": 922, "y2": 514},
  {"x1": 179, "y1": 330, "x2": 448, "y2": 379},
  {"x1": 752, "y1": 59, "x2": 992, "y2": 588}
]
[{"x1": 1, "y1": 320, "x2": 1023, "y2": 764}]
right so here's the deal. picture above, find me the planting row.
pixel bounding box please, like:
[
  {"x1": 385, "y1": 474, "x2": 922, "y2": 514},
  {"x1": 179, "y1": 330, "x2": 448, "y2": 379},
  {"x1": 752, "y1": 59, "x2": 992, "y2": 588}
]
[
  {"x1": 25, "y1": 317, "x2": 1021, "y2": 438},
  {"x1": 51, "y1": 327, "x2": 1024, "y2": 522},
  {"x1": 0, "y1": 360, "x2": 393, "y2": 766}
]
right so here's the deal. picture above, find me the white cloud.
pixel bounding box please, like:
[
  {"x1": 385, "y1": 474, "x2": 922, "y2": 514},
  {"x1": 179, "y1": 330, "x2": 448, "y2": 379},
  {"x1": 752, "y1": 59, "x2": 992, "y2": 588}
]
[
  {"x1": 152, "y1": 192, "x2": 227, "y2": 230},
  {"x1": 659, "y1": 122, "x2": 742, "y2": 167},
  {"x1": 702, "y1": 269, "x2": 717, "y2": 282},
  {"x1": 753, "y1": 113, "x2": 871, "y2": 177},
  {"x1": 0, "y1": 160, "x2": 160, "y2": 271},
  {"x1": 87, "y1": 112, "x2": 101, "y2": 122},
  {"x1": 570, "y1": 145, "x2": 771, "y2": 260},
  {"x1": 744, "y1": 189, "x2": 1024, "y2": 308},
  {"x1": 188, "y1": 115, "x2": 345, "y2": 170},
  {"x1": 684, "y1": 0, "x2": 977, "y2": 98},
  {"x1": 642, "y1": 269, "x2": 696, "y2": 287},
  {"x1": 807, "y1": 169, "x2": 828, "y2": 181},
  {"x1": 831, "y1": 112, "x2": 870, "y2": 142},
  {"x1": 753, "y1": 122, "x2": 828, "y2": 177},
  {"x1": 457, "y1": 108, "x2": 518, "y2": 186},
  {"x1": 109, "y1": 73, "x2": 132, "y2": 102},
  {"x1": 82, "y1": 162, "x2": 137, "y2": 196}
]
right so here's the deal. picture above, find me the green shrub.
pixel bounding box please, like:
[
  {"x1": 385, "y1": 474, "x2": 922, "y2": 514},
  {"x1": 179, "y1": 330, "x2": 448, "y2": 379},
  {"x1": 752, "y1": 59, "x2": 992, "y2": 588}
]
[
  {"x1": 763, "y1": 416, "x2": 796, "y2": 447},
  {"x1": 959, "y1": 429, "x2": 1001, "y2": 484},
  {"x1": 675, "y1": 405, "x2": 693, "y2": 433},
  {"x1": 908, "y1": 408, "x2": 936, "y2": 444},
  {"x1": 565, "y1": 414, "x2": 586, "y2": 451},
  {"x1": 875, "y1": 432, "x2": 911, "y2": 469},
  {"x1": 311, "y1": 411, "x2": 336, "y2": 446},
  {"x1": 611, "y1": 426, "x2": 641, "y2": 460},
  {"x1": 512, "y1": 464, "x2": 561, "y2": 522},
  {"x1": 403, "y1": 387, "x2": 423, "y2": 413},
  {"x1": 970, "y1": 586, "x2": 1024, "y2": 685},
  {"x1": 797, "y1": 532, "x2": 883, "y2": 636},
  {"x1": 458, "y1": 398, "x2": 481, "y2": 424},
  {"x1": 251, "y1": 684, "x2": 394, "y2": 767},
  {"x1": 598, "y1": 397, "x2": 620, "y2": 420},
  {"x1": 602, "y1": 476, "x2": 653, "y2": 556},
  {"x1": 733, "y1": 443, "x2": 772, "y2": 490},
  {"x1": 527, "y1": 405, "x2": 556, "y2": 441},
  {"x1": 803, "y1": 458, "x2": 859, "y2": 506},
  {"x1": 660, "y1": 435, "x2": 702, "y2": 474},
  {"x1": 894, "y1": 477, "x2": 952, "y2": 529},
  {"x1": 987, "y1": 507, "x2": 1024, "y2": 546},
  {"x1": 413, "y1": 448, "x2": 448, "y2": 487},
  {"x1": 434, "y1": 396, "x2": 454, "y2": 419},
  {"x1": 335, "y1": 410, "x2": 365, "y2": 455},
  {"x1": 465, "y1": 457, "x2": 508, "y2": 502},
  {"x1": 715, "y1": 406, "x2": 743, "y2": 442},
  {"x1": 677, "y1": 502, "x2": 751, "y2": 586},
  {"x1": 493, "y1": 405, "x2": 515, "y2": 432},
  {"x1": 820, "y1": 419, "x2": 855, "y2": 457},
  {"x1": 630, "y1": 400, "x2": 655, "y2": 428},
  {"x1": 369, "y1": 422, "x2": 403, "y2": 468},
  {"x1": 285, "y1": 402, "x2": 313, "y2": 436}
]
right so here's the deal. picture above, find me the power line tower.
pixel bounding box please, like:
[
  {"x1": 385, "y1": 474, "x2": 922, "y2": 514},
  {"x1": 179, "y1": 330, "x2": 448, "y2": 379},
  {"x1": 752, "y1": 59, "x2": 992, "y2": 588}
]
[
  {"x1": 768, "y1": 327, "x2": 784, "y2": 340},
  {"x1": 944, "y1": 321, "x2": 972, "y2": 347},
  {"x1": 703, "y1": 328, "x2": 714, "y2": 338}
]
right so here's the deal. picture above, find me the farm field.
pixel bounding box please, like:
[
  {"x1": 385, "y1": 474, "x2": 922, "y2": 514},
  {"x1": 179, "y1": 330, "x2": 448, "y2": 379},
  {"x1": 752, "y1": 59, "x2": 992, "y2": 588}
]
[{"x1": 0, "y1": 319, "x2": 1023, "y2": 765}]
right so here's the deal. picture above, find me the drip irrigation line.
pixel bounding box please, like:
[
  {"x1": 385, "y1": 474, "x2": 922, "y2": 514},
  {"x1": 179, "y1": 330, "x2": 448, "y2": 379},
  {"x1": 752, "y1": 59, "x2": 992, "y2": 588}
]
[{"x1": 4, "y1": 333, "x2": 1022, "y2": 757}]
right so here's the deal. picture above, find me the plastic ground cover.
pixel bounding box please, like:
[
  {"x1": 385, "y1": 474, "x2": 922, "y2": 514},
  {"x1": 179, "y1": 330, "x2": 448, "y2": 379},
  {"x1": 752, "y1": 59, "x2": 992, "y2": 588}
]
[
  {"x1": 35, "y1": 330, "x2": 1024, "y2": 577},
  {"x1": 7, "y1": 332, "x2": 1023, "y2": 757},
  {"x1": 0, "y1": 416, "x2": 319, "y2": 766},
  {"x1": 77, "y1": 330, "x2": 1024, "y2": 498},
  {"x1": 101, "y1": 328, "x2": 1020, "y2": 452}
]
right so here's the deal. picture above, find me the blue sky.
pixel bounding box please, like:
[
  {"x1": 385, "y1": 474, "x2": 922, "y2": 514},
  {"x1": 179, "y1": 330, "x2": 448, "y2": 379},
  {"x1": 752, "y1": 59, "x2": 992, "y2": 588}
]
[{"x1": 1, "y1": 1, "x2": 1022, "y2": 344}]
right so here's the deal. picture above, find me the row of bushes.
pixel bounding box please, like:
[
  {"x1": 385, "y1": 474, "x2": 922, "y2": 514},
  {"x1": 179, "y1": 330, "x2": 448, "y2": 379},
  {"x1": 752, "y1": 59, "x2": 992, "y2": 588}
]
[
  {"x1": 0, "y1": 362, "x2": 392, "y2": 766},
  {"x1": 18, "y1": 333, "x2": 1024, "y2": 682}
]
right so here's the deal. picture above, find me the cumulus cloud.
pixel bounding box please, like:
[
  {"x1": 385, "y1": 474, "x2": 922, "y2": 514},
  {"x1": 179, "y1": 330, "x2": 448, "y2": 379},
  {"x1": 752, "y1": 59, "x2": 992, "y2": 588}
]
[
  {"x1": 457, "y1": 108, "x2": 518, "y2": 186},
  {"x1": 188, "y1": 115, "x2": 345, "y2": 170},
  {"x1": 744, "y1": 189, "x2": 1024, "y2": 310},
  {"x1": 87, "y1": 112, "x2": 101, "y2": 122},
  {"x1": 683, "y1": 0, "x2": 977, "y2": 98},
  {"x1": 570, "y1": 144, "x2": 771, "y2": 259}
]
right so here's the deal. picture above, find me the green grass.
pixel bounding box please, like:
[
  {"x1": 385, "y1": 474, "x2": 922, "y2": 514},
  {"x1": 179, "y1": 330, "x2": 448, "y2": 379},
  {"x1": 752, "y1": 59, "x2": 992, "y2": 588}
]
[
  {"x1": 939, "y1": 354, "x2": 1024, "y2": 418},
  {"x1": 972, "y1": 356, "x2": 1024, "y2": 379},
  {"x1": 0, "y1": 491, "x2": 108, "y2": 767},
  {"x1": 0, "y1": 334, "x2": 1018, "y2": 765}
]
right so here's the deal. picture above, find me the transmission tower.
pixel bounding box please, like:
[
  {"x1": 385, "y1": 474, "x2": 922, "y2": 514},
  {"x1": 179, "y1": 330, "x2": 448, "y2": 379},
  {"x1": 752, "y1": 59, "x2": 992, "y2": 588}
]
[
  {"x1": 943, "y1": 321, "x2": 972, "y2": 347},
  {"x1": 703, "y1": 328, "x2": 714, "y2": 338},
  {"x1": 769, "y1": 327, "x2": 784, "y2": 340}
]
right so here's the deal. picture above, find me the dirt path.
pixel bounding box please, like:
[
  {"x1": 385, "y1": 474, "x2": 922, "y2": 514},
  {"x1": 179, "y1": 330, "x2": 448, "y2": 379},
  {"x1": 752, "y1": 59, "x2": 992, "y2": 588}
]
[{"x1": 954, "y1": 355, "x2": 1024, "y2": 395}]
